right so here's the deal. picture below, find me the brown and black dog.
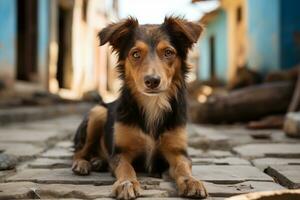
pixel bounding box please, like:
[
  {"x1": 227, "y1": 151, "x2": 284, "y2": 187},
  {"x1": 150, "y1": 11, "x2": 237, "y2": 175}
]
[{"x1": 72, "y1": 16, "x2": 207, "y2": 199}]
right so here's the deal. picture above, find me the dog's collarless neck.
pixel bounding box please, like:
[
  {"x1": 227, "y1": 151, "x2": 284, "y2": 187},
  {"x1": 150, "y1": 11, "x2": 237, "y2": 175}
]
[{"x1": 115, "y1": 85, "x2": 187, "y2": 138}]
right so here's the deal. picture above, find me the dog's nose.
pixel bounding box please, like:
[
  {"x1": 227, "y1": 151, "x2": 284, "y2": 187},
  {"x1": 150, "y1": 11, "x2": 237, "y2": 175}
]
[{"x1": 144, "y1": 75, "x2": 161, "y2": 89}]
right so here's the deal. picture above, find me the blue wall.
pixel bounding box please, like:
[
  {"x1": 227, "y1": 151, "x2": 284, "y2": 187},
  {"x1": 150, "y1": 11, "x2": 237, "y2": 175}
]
[
  {"x1": 0, "y1": 0, "x2": 50, "y2": 88},
  {"x1": 0, "y1": 0, "x2": 16, "y2": 83},
  {"x1": 280, "y1": 0, "x2": 300, "y2": 69},
  {"x1": 38, "y1": 0, "x2": 50, "y2": 87},
  {"x1": 247, "y1": 0, "x2": 281, "y2": 73},
  {"x1": 199, "y1": 10, "x2": 228, "y2": 82}
]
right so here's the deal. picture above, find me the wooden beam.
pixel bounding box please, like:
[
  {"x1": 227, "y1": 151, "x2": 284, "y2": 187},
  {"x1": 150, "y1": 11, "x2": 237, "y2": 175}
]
[{"x1": 288, "y1": 68, "x2": 300, "y2": 112}]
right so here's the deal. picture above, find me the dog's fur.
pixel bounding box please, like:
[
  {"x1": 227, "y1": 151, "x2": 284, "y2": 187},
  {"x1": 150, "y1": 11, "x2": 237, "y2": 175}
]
[{"x1": 72, "y1": 16, "x2": 207, "y2": 199}]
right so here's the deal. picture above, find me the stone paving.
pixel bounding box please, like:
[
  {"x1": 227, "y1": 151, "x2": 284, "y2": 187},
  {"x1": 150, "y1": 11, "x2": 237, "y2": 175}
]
[{"x1": 0, "y1": 115, "x2": 300, "y2": 199}]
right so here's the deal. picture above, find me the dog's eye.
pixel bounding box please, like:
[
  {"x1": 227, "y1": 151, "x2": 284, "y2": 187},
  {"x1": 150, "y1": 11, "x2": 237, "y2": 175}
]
[
  {"x1": 131, "y1": 50, "x2": 141, "y2": 59},
  {"x1": 164, "y1": 49, "x2": 175, "y2": 58}
]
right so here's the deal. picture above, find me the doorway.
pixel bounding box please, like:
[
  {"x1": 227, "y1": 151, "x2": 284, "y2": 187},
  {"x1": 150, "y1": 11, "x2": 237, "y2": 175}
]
[
  {"x1": 56, "y1": 6, "x2": 73, "y2": 89},
  {"x1": 16, "y1": 0, "x2": 38, "y2": 82}
]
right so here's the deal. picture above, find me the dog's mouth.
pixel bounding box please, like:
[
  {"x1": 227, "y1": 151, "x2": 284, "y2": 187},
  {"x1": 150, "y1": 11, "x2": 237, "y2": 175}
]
[{"x1": 142, "y1": 89, "x2": 164, "y2": 96}]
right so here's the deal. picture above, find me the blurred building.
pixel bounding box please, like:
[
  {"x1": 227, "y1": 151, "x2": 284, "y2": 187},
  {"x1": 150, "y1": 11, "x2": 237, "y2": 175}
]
[
  {"x1": 195, "y1": 0, "x2": 300, "y2": 83},
  {"x1": 0, "y1": 0, "x2": 119, "y2": 100}
]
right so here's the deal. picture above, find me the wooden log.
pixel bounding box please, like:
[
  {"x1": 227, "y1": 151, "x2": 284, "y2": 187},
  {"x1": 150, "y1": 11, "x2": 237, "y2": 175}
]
[
  {"x1": 189, "y1": 81, "x2": 295, "y2": 124},
  {"x1": 245, "y1": 66, "x2": 300, "y2": 129},
  {"x1": 226, "y1": 189, "x2": 300, "y2": 200},
  {"x1": 288, "y1": 68, "x2": 300, "y2": 112},
  {"x1": 247, "y1": 115, "x2": 284, "y2": 129},
  {"x1": 265, "y1": 65, "x2": 300, "y2": 83}
]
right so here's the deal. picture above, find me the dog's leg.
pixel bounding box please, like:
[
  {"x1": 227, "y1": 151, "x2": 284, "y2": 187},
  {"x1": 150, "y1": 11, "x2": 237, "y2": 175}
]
[
  {"x1": 159, "y1": 127, "x2": 208, "y2": 199},
  {"x1": 90, "y1": 156, "x2": 108, "y2": 172},
  {"x1": 110, "y1": 122, "x2": 153, "y2": 200},
  {"x1": 111, "y1": 154, "x2": 141, "y2": 200},
  {"x1": 72, "y1": 106, "x2": 107, "y2": 175}
]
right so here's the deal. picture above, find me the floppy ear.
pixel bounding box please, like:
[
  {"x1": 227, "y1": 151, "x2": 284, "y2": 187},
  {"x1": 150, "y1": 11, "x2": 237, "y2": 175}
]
[
  {"x1": 98, "y1": 17, "x2": 138, "y2": 51},
  {"x1": 163, "y1": 17, "x2": 203, "y2": 49}
]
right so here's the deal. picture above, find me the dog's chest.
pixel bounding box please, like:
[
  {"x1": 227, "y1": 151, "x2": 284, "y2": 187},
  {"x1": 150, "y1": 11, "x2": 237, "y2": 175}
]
[
  {"x1": 139, "y1": 94, "x2": 172, "y2": 137},
  {"x1": 131, "y1": 137, "x2": 169, "y2": 176}
]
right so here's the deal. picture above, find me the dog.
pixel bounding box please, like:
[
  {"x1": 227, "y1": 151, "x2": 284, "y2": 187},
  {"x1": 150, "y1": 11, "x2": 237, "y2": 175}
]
[{"x1": 72, "y1": 16, "x2": 207, "y2": 200}]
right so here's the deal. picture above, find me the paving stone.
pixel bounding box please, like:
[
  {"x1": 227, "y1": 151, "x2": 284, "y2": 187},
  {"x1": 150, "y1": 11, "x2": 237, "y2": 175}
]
[
  {"x1": 249, "y1": 132, "x2": 271, "y2": 139},
  {"x1": 192, "y1": 157, "x2": 250, "y2": 165},
  {"x1": 28, "y1": 158, "x2": 72, "y2": 169},
  {"x1": 203, "y1": 150, "x2": 233, "y2": 158},
  {"x1": 159, "y1": 181, "x2": 284, "y2": 197},
  {"x1": 217, "y1": 126, "x2": 299, "y2": 146},
  {"x1": 0, "y1": 182, "x2": 37, "y2": 199},
  {"x1": 0, "y1": 128, "x2": 69, "y2": 144},
  {"x1": 0, "y1": 169, "x2": 16, "y2": 181},
  {"x1": 252, "y1": 158, "x2": 300, "y2": 170},
  {"x1": 270, "y1": 131, "x2": 300, "y2": 143},
  {"x1": 40, "y1": 148, "x2": 73, "y2": 159},
  {"x1": 6, "y1": 169, "x2": 114, "y2": 185},
  {"x1": 35, "y1": 184, "x2": 168, "y2": 198},
  {"x1": 0, "y1": 142, "x2": 44, "y2": 159},
  {"x1": 18, "y1": 116, "x2": 82, "y2": 135},
  {"x1": 188, "y1": 147, "x2": 203, "y2": 157},
  {"x1": 215, "y1": 126, "x2": 256, "y2": 146},
  {"x1": 265, "y1": 165, "x2": 300, "y2": 189},
  {"x1": 284, "y1": 112, "x2": 300, "y2": 137},
  {"x1": 97, "y1": 198, "x2": 223, "y2": 200},
  {"x1": 0, "y1": 181, "x2": 168, "y2": 199},
  {"x1": 0, "y1": 103, "x2": 92, "y2": 125},
  {"x1": 0, "y1": 154, "x2": 17, "y2": 170},
  {"x1": 55, "y1": 141, "x2": 73, "y2": 149},
  {"x1": 192, "y1": 166, "x2": 273, "y2": 184},
  {"x1": 38, "y1": 199, "x2": 84, "y2": 200},
  {"x1": 6, "y1": 169, "x2": 162, "y2": 185},
  {"x1": 134, "y1": 198, "x2": 222, "y2": 200},
  {"x1": 188, "y1": 147, "x2": 232, "y2": 158},
  {"x1": 188, "y1": 124, "x2": 230, "y2": 150},
  {"x1": 109, "y1": 198, "x2": 223, "y2": 200},
  {"x1": 233, "y1": 143, "x2": 300, "y2": 158}
]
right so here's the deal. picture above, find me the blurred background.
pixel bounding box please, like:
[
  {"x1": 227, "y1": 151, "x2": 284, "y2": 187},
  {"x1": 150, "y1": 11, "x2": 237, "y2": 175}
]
[
  {"x1": 1, "y1": 2, "x2": 300, "y2": 198},
  {"x1": 0, "y1": 0, "x2": 299, "y2": 128}
]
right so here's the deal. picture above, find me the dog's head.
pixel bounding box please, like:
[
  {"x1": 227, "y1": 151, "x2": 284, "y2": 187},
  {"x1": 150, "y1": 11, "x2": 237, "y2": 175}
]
[{"x1": 99, "y1": 17, "x2": 203, "y2": 96}]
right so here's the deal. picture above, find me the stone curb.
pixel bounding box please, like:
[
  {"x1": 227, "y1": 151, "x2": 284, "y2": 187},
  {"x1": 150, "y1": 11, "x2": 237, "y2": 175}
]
[{"x1": 0, "y1": 103, "x2": 93, "y2": 125}]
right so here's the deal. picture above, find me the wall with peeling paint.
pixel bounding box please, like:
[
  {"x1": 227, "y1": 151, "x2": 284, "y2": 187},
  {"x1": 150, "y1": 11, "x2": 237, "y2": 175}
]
[
  {"x1": 247, "y1": 0, "x2": 281, "y2": 73},
  {"x1": 0, "y1": 0, "x2": 50, "y2": 90},
  {"x1": 199, "y1": 0, "x2": 300, "y2": 84},
  {"x1": 280, "y1": 0, "x2": 300, "y2": 69},
  {"x1": 38, "y1": 0, "x2": 51, "y2": 89},
  {"x1": 247, "y1": 0, "x2": 300, "y2": 72},
  {"x1": 199, "y1": 10, "x2": 228, "y2": 82},
  {"x1": 0, "y1": 0, "x2": 16, "y2": 88}
]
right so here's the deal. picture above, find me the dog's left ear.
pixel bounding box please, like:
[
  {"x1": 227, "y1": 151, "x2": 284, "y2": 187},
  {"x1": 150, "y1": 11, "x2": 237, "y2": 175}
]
[{"x1": 163, "y1": 17, "x2": 203, "y2": 49}]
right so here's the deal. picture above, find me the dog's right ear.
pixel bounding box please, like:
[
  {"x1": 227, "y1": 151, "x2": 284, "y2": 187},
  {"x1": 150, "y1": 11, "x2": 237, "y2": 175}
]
[{"x1": 98, "y1": 17, "x2": 138, "y2": 51}]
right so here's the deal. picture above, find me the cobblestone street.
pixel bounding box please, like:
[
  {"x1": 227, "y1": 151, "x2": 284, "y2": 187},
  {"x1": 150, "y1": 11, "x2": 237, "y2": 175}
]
[{"x1": 0, "y1": 114, "x2": 299, "y2": 199}]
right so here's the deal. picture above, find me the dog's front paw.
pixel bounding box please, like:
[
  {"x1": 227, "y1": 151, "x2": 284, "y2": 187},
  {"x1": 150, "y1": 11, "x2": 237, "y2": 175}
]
[
  {"x1": 177, "y1": 176, "x2": 208, "y2": 199},
  {"x1": 112, "y1": 179, "x2": 141, "y2": 200},
  {"x1": 72, "y1": 159, "x2": 91, "y2": 175},
  {"x1": 90, "y1": 157, "x2": 108, "y2": 172}
]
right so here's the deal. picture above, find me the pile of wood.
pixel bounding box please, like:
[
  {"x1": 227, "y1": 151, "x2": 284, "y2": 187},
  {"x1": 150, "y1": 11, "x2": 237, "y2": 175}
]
[{"x1": 189, "y1": 65, "x2": 300, "y2": 127}]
